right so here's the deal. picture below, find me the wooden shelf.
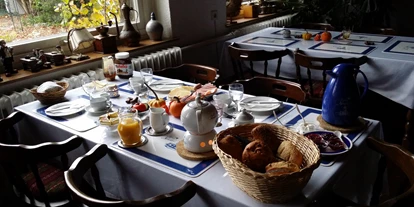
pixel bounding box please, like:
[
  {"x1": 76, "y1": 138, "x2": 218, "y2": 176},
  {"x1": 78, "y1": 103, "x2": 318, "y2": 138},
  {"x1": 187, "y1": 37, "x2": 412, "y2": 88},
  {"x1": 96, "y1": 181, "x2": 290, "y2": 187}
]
[
  {"x1": 0, "y1": 38, "x2": 176, "y2": 87},
  {"x1": 226, "y1": 10, "x2": 295, "y2": 28}
]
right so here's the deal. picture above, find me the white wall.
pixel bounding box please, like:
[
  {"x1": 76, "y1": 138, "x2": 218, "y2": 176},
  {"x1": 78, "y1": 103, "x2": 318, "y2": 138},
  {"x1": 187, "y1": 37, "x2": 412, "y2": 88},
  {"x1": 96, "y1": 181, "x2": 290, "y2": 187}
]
[{"x1": 168, "y1": 0, "x2": 228, "y2": 46}]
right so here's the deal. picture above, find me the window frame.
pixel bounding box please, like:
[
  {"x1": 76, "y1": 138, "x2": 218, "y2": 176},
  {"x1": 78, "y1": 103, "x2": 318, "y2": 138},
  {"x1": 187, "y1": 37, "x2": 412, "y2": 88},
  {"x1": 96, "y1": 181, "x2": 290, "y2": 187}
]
[{"x1": 8, "y1": 0, "x2": 151, "y2": 60}]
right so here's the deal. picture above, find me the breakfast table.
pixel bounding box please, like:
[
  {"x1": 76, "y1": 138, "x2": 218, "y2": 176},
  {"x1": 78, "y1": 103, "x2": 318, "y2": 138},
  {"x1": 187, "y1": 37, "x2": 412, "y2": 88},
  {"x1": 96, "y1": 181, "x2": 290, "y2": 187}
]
[
  {"x1": 219, "y1": 27, "x2": 414, "y2": 110},
  {"x1": 15, "y1": 72, "x2": 383, "y2": 206}
]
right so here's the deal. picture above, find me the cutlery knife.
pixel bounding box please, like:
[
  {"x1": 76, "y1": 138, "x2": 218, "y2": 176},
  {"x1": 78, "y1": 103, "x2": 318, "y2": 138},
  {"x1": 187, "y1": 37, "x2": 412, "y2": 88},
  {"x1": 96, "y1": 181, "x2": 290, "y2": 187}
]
[
  {"x1": 150, "y1": 82, "x2": 184, "y2": 86},
  {"x1": 242, "y1": 101, "x2": 282, "y2": 105}
]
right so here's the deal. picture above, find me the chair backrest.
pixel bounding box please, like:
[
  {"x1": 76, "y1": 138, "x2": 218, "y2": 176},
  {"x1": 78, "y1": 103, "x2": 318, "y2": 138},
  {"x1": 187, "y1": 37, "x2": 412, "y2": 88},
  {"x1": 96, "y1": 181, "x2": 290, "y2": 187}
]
[
  {"x1": 228, "y1": 42, "x2": 289, "y2": 79},
  {"x1": 0, "y1": 111, "x2": 83, "y2": 207},
  {"x1": 223, "y1": 77, "x2": 306, "y2": 103},
  {"x1": 294, "y1": 49, "x2": 368, "y2": 100},
  {"x1": 64, "y1": 144, "x2": 198, "y2": 207},
  {"x1": 292, "y1": 22, "x2": 335, "y2": 31},
  {"x1": 367, "y1": 137, "x2": 414, "y2": 207},
  {"x1": 154, "y1": 63, "x2": 218, "y2": 84}
]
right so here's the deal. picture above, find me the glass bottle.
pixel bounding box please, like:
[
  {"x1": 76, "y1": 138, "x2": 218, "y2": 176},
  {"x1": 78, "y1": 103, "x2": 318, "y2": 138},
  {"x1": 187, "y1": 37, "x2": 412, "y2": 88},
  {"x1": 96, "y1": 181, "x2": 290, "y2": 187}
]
[
  {"x1": 117, "y1": 107, "x2": 142, "y2": 146},
  {"x1": 102, "y1": 56, "x2": 116, "y2": 81}
]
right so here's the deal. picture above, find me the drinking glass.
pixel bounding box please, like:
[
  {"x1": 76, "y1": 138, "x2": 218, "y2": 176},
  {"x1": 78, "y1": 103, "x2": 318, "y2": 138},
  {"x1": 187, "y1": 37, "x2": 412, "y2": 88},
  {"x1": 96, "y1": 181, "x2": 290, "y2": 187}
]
[
  {"x1": 81, "y1": 77, "x2": 95, "y2": 98},
  {"x1": 102, "y1": 56, "x2": 116, "y2": 81},
  {"x1": 342, "y1": 28, "x2": 351, "y2": 40},
  {"x1": 229, "y1": 83, "x2": 244, "y2": 113},
  {"x1": 129, "y1": 74, "x2": 149, "y2": 101},
  {"x1": 212, "y1": 99, "x2": 225, "y2": 126},
  {"x1": 140, "y1": 68, "x2": 153, "y2": 84},
  {"x1": 117, "y1": 107, "x2": 142, "y2": 146}
]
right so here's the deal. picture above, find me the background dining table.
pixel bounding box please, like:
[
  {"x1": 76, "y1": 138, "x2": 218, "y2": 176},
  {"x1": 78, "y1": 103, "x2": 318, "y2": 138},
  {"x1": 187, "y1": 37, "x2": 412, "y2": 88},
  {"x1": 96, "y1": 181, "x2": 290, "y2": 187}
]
[
  {"x1": 15, "y1": 72, "x2": 383, "y2": 206},
  {"x1": 219, "y1": 27, "x2": 414, "y2": 110}
]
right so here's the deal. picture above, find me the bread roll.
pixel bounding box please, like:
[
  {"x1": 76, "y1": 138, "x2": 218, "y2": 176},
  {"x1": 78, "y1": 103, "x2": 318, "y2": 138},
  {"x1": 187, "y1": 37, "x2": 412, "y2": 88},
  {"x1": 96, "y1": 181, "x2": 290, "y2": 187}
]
[
  {"x1": 251, "y1": 124, "x2": 281, "y2": 152},
  {"x1": 218, "y1": 135, "x2": 243, "y2": 161},
  {"x1": 277, "y1": 141, "x2": 303, "y2": 167},
  {"x1": 265, "y1": 161, "x2": 300, "y2": 176},
  {"x1": 242, "y1": 140, "x2": 276, "y2": 172}
]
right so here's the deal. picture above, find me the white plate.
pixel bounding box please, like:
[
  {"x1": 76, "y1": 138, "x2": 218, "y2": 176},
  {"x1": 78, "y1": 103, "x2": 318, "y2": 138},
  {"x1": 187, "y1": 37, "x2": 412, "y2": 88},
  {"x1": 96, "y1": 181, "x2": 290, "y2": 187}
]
[
  {"x1": 239, "y1": 97, "x2": 282, "y2": 112},
  {"x1": 45, "y1": 102, "x2": 87, "y2": 117},
  {"x1": 150, "y1": 79, "x2": 185, "y2": 92}
]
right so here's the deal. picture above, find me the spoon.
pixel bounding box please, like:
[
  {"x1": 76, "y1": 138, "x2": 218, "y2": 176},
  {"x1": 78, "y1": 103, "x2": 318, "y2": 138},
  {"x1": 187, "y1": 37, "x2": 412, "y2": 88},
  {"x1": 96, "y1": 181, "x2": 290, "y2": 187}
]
[
  {"x1": 295, "y1": 104, "x2": 307, "y2": 126},
  {"x1": 271, "y1": 110, "x2": 284, "y2": 126}
]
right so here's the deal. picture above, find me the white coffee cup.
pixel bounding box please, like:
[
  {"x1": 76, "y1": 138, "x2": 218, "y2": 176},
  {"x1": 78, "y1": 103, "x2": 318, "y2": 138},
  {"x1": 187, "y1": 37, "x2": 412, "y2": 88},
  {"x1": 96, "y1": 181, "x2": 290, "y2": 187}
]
[
  {"x1": 149, "y1": 107, "x2": 169, "y2": 133},
  {"x1": 90, "y1": 97, "x2": 109, "y2": 111}
]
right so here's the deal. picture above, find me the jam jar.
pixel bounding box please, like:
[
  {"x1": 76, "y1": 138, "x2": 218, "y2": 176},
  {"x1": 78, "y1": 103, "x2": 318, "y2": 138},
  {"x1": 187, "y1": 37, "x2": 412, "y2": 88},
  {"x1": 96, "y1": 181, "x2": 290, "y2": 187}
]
[{"x1": 115, "y1": 52, "x2": 133, "y2": 79}]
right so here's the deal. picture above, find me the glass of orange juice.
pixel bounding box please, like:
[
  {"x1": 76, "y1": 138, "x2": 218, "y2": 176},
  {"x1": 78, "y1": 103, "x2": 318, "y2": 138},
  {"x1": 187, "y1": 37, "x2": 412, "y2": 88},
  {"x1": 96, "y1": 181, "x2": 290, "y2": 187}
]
[{"x1": 117, "y1": 107, "x2": 142, "y2": 146}]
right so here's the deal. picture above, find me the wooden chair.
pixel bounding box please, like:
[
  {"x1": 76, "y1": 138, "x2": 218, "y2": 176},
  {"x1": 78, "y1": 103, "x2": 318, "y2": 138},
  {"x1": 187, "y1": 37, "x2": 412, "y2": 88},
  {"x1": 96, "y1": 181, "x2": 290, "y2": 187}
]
[
  {"x1": 294, "y1": 49, "x2": 368, "y2": 107},
  {"x1": 368, "y1": 137, "x2": 414, "y2": 206},
  {"x1": 0, "y1": 111, "x2": 83, "y2": 207},
  {"x1": 312, "y1": 137, "x2": 414, "y2": 207},
  {"x1": 403, "y1": 109, "x2": 414, "y2": 153},
  {"x1": 64, "y1": 144, "x2": 198, "y2": 207},
  {"x1": 221, "y1": 77, "x2": 306, "y2": 104},
  {"x1": 291, "y1": 22, "x2": 335, "y2": 31},
  {"x1": 154, "y1": 63, "x2": 218, "y2": 84},
  {"x1": 228, "y1": 42, "x2": 290, "y2": 80}
]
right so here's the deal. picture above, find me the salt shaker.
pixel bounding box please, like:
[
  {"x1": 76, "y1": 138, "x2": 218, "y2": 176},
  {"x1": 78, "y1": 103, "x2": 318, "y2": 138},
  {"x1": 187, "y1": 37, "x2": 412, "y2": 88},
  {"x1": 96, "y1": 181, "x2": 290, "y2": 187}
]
[
  {"x1": 282, "y1": 28, "x2": 291, "y2": 38},
  {"x1": 233, "y1": 109, "x2": 254, "y2": 126}
]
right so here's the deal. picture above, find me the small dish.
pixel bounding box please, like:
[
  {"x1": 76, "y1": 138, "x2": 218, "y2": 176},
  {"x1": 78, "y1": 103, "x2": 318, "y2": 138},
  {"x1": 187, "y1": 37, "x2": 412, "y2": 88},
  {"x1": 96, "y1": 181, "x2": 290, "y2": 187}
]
[
  {"x1": 144, "y1": 124, "x2": 173, "y2": 136},
  {"x1": 304, "y1": 131, "x2": 352, "y2": 156},
  {"x1": 117, "y1": 135, "x2": 148, "y2": 148},
  {"x1": 86, "y1": 103, "x2": 113, "y2": 115},
  {"x1": 102, "y1": 124, "x2": 118, "y2": 133}
]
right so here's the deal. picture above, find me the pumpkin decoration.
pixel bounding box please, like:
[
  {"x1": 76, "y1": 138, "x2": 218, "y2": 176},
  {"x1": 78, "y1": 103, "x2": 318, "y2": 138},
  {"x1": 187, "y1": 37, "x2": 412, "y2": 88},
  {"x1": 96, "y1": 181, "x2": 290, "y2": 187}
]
[
  {"x1": 144, "y1": 82, "x2": 166, "y2": 108},
  {"x1": 169, "y1": 96, "x2": 187, "y2": 118},
  {"x1": 321, "y1": 28, "x2": 332, "y2": 42},
  {"x1": 314, "y1": 34, "x2": 321, "y2": 41},
  {"x1": 302, "y1": 31, "x2": 312, "y2": 40}
]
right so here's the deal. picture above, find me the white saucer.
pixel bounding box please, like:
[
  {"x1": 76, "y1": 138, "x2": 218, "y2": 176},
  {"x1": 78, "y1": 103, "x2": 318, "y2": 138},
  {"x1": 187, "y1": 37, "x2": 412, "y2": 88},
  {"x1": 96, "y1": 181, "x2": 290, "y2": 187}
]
[
  {"x1": 117, "y1": 135, "x2": 148, "y2": 148},
  {"x1": 145, "y1": 124, "x2": 173, "y2": 136},
  {"x1": 86, "y1": 104, "x2": 112, "y2": 115}
]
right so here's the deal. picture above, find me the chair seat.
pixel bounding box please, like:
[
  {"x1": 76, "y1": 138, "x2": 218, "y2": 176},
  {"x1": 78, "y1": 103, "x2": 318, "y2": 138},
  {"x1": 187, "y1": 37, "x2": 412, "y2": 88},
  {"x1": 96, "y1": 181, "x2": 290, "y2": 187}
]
[
  {"x1": 303, "y1": 80, "x2": 324, "y2": 98},
  {"x1": 22, "y1": 162, "x2": 67, "y2": 202}
]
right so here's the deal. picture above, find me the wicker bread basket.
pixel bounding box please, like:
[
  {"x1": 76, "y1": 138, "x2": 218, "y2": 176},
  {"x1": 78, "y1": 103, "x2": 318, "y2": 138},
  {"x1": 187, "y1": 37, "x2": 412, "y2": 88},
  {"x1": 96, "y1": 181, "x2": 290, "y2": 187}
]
[
  {"x1": 30, "y1": 81, "x2": 69, "y2": 105},
  {"x1": 213, "y1": 123, "x2": 320, "y2": 203}
]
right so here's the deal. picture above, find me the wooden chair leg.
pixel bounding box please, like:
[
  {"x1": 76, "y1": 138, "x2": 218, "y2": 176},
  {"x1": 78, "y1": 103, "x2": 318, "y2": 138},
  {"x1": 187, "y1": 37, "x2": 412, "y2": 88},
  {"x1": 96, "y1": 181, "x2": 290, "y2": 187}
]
[{"x1": 403, "y1": 109, "x2": 414, "y2": 153}]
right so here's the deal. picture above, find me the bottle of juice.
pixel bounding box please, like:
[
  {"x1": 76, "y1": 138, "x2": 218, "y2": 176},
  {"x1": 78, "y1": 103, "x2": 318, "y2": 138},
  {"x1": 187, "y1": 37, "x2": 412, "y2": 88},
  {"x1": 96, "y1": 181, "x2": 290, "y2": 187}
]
[{"x1": 117, "y1": 108, "x2": 142, "y2": 145}]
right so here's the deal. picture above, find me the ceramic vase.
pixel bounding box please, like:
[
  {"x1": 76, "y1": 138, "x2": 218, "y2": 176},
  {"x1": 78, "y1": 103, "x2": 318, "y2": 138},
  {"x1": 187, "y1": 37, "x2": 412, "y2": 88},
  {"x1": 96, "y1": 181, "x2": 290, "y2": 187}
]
[{"x1": 146, "y1": 12, "x2": 164, "y2": 41}]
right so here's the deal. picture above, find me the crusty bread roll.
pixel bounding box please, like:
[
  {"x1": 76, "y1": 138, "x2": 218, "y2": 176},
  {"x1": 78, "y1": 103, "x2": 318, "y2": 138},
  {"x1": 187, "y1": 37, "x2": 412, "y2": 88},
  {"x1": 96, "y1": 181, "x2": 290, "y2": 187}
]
[
  {"x1": 277, "y1": 141, "x2": 303, "y2": 167},
  {"x1": 265, "y1": 161, "x2": 300, "y2": 176},
  {"x1": 251, "y1": 124, "x2": 281, "y2": 152},
  {"x1": 242, "y1": 140, "x2": 276, "y2": 172},
  {"x1": 218, "y1": 135, "x2": 244, "y2": 161}
]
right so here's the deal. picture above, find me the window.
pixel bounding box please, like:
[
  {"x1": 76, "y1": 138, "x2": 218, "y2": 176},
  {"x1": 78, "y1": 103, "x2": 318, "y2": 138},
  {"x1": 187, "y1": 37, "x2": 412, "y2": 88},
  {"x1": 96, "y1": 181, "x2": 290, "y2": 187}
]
[{"x1": 0, "y1": 0, "x2": 151, "y2": 57}]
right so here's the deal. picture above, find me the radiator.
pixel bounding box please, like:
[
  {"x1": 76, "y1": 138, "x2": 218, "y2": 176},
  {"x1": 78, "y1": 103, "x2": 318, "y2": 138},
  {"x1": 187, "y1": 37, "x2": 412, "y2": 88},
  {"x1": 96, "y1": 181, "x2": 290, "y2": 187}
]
[
  {"x1": 0, "y1": 69, "x2": 105, "y2": 119},
  {"x1": 132, "y1": 47, "x2": 182, "y2": 71}
]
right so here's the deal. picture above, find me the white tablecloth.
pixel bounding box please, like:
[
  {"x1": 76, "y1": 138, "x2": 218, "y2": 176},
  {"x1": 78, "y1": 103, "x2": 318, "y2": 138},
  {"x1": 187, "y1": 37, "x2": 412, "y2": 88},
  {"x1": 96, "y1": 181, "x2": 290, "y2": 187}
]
[
  {"x1": 219, "y1": 27, "x2": 414, "y2": 109},
  {"x1": 15, "y1": 73, "x2": 383, "y2": 206}
]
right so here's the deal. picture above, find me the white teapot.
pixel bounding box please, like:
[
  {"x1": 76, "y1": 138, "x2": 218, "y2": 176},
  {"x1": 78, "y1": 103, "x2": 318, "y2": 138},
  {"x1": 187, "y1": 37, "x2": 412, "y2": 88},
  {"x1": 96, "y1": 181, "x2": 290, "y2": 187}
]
[{"x1": 181, "y1": 94, "x2": 218, "y2": 153}]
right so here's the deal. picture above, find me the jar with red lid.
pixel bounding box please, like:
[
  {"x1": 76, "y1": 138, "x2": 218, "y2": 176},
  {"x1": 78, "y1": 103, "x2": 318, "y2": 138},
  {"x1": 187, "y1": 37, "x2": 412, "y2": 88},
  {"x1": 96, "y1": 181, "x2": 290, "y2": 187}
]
[{"x1": 115, "y1": 52, "x2": 133, "y2": 79}]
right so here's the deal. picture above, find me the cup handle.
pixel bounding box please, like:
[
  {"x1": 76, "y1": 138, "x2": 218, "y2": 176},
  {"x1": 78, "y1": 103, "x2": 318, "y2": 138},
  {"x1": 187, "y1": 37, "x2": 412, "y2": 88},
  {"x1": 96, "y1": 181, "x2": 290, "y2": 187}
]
[{"x1": 162, "y1": 112, "x2": 169, "y2": 126}]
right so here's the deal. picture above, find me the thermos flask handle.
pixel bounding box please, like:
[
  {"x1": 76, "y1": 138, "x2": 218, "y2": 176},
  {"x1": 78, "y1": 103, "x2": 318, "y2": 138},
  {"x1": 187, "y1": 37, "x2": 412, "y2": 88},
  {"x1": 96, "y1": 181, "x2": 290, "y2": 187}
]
[{"x1": 356, "y1": 68, "x2": 369, "y2": 99}]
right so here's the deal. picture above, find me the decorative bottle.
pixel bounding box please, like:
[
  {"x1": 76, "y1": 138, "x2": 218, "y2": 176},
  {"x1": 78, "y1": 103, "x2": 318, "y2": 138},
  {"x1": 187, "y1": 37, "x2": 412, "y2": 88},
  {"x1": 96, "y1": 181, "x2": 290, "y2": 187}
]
[{"x1": 146, "y1": 12, "x2": 164, "y2": 41}]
